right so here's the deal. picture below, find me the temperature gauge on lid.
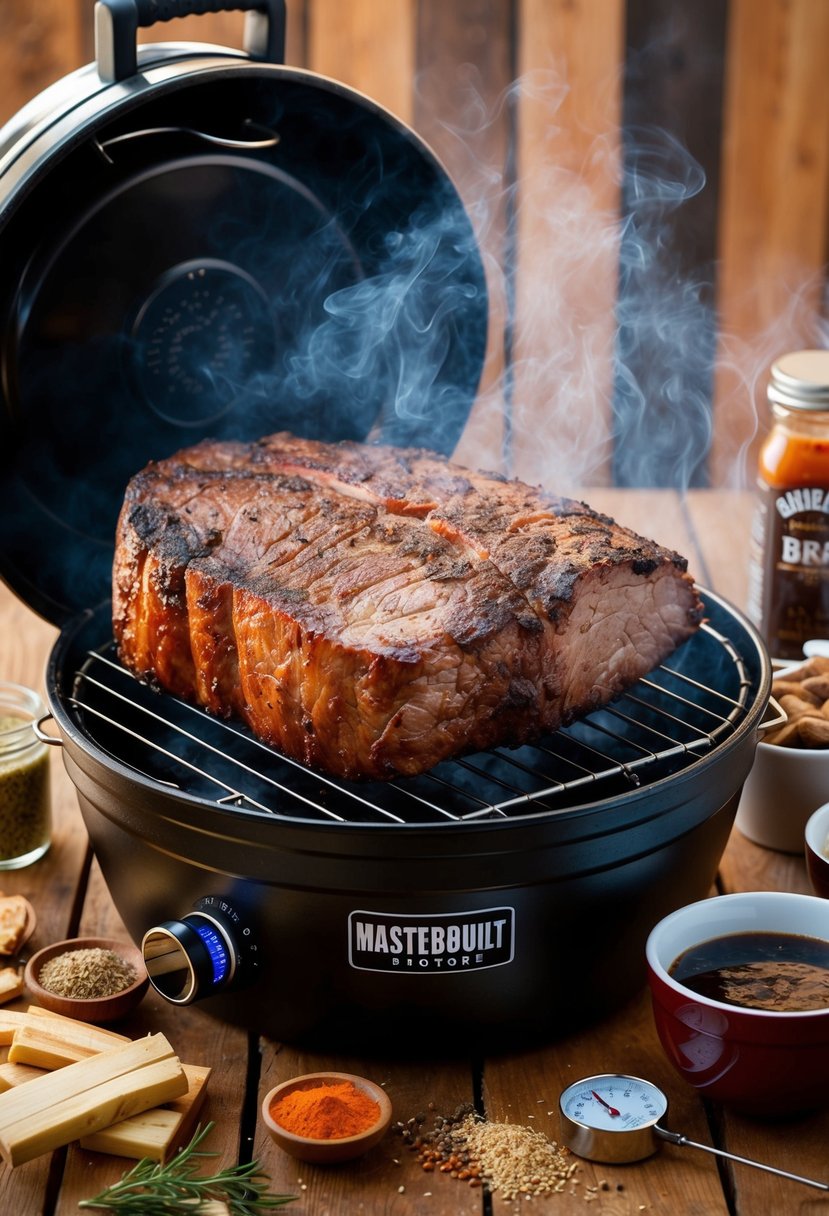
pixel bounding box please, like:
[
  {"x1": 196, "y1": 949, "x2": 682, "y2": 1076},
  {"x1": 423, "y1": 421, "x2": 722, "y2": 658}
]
[{"x1": 559, "y1": 1074, "x2": 667, "y2": 1164}]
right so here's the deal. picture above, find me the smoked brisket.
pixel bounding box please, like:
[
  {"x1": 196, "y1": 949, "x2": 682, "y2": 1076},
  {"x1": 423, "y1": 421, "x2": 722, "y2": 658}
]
[{"x1": 113, "y1": 433, "x2": 704, "y2": 780}]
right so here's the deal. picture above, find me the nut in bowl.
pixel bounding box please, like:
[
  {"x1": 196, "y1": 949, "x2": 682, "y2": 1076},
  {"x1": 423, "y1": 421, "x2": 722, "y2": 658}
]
[
  {"x1": 24, "y1": 936, "x2": 148, "y2": 1024},
  {"x1": 261, "y1": 1072, "x2": 393, "y2": 1164},
  {"x1": 646, "y1": 892, "x2": 829, "y2": 1116},
  {"x1": 805, "y1": 801, "x2": 829, "y2": 899},
  {"x1": 735, "y1": 656, "x2": 829, "y2": 853}
]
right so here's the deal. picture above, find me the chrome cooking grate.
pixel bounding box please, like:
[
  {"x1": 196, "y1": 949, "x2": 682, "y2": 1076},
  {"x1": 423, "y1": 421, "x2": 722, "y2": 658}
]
[{"x1": 67, "y1": 621, "x2": 759, "y2": 826}]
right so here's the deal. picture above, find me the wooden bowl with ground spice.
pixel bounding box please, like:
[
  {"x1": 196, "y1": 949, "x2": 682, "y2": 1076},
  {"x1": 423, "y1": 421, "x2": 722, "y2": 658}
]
[
  {"x1": 24, "y1": 936, "x2": 148, "y2": 1024},
  {"x1": 261, "y1": 1072, "x2": 392, "y2": 1164}
]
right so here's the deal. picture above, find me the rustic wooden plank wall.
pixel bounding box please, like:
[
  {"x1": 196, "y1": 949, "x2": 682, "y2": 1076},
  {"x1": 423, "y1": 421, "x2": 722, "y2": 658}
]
[{"x1": 1, "y1": 0, "x2": 827, "y2": 490}]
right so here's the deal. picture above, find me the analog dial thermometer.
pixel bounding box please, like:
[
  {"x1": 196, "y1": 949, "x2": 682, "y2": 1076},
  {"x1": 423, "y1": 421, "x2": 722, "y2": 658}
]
[
  {"x1": 559, "y1": 1074, "x2": 666, "y2": 1164},
  {"x1": 559, "y1": 1074, "x2": 828, "y2": 1190}
]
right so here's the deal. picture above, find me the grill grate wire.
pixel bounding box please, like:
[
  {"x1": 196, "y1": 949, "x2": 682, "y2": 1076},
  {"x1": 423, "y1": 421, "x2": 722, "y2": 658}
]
[{"x1": 67, "y1": 622, "x2": 758, "y2": 826}]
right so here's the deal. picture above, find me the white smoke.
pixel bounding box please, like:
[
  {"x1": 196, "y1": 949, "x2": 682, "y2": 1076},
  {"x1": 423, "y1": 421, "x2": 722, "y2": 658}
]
[{"x1": 415, "y1": 63, "x2": 829, "y2": 494}]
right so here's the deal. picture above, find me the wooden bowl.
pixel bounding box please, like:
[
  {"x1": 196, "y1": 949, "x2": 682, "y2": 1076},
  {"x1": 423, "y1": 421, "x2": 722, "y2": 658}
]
[
  {"x1": 24, "y1": 936, "x2": 149, "y2": 1024},
  {"x1": 261, "y1": 1072, "x2": 393, "y2": 1164}
]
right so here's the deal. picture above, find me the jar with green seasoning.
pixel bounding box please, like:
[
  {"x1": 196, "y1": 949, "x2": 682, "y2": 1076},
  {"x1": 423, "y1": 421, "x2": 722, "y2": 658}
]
[{"x1": 0, "y1": 682, "x2": 51, "y2": 869}]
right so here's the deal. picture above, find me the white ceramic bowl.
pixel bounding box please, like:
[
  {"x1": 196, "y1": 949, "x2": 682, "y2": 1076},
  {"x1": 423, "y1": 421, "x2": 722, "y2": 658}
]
[
  {"x1": 805, "y1": 801, "x2": 829, "y2": 898},
  {"x1": 735, "y1": 738, "x2": 829, "y2": 853}
]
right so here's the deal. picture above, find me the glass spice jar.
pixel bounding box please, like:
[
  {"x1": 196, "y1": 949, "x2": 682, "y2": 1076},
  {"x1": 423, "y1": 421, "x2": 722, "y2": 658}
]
[
  {"x1": 747, "y1": 349, "x2": 829, "y2": 660},
  {"x1": 0, "y1": 682, "x2": 51, "y2": 869}
]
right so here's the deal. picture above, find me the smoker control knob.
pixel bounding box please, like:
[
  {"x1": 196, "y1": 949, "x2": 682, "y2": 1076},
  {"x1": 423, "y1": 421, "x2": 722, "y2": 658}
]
[{"x1": 142, "y1": 904, "x2": 256, "y2": 1006}]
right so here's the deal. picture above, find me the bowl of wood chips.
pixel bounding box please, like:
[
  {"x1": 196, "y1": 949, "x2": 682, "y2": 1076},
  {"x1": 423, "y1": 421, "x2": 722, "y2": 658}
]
[
  {"x1": 735, "y1": 655, "x2": 829, "y2": 853},
  {"x1": 24, "y1": 937, "x2": 148, "y2": 1024}
]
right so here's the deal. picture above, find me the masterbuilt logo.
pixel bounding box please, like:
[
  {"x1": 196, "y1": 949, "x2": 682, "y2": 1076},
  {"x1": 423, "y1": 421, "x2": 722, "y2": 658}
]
[{"x1": 348, "y1": 907, "x2": 515, "y2": 974}]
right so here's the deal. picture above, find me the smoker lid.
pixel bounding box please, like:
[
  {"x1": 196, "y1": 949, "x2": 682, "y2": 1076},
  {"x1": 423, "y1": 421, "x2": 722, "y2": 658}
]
[{"x1": 0, "y1": 46, "x2": 488, "y2": 626}]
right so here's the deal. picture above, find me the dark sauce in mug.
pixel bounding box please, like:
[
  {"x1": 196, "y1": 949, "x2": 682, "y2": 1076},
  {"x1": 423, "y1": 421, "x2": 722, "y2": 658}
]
[{"x1": 670, "y1": 931, "x2": 829, "y2": 1012}]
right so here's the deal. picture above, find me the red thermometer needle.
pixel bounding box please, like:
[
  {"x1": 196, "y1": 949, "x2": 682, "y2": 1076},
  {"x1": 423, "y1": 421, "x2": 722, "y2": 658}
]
[{"x1": 591, "y1": 1090, "x2": 620, "y2": 1117}]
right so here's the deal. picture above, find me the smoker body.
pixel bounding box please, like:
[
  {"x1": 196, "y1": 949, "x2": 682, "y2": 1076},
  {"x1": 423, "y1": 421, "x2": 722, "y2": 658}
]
[{"x1": 46, "y1": 594, "x2": 770, "y2": 1049}]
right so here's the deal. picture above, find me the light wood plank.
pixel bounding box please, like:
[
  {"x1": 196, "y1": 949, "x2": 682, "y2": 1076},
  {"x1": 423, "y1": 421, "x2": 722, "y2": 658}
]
[
  {"x1": 414, "y1": 0, "x2": 514, "y2": 475},
  {"x1": 717, "y1": 1107, "x2": 829, "y2": 1214},
  {"x1": 0, "y1": 0, "x2": 83, "y2": 125},
  {"x1": 283, "y1": 0, "x2": 308, "y2": 69},
  {"x1": 308, "y1": 0, "x2": 416, "y2": 124},
  {"x1": 712, "y1": 0, "x2": 829, "y2": 489},
  {"x1": 720, "y1": 826, "x2": 811, "y2": 900},
  {"x1": 683, "y1": 488, "x2": 754, "y2": 613},
  {"x1": 512, "y1": 0, "x2": 624, "y2": 492}
]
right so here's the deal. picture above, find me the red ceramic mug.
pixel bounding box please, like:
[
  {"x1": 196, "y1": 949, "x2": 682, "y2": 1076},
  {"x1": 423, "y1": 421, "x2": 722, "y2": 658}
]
[{"x1": 646, "y1": 891, "x2": 829, "y2": 1116}]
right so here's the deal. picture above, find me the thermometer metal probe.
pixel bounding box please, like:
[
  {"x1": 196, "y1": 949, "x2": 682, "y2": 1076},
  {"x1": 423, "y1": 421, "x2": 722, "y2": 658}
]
[{"x1": 559, "y1": 1074, "x2": 828, "y2": 1191}]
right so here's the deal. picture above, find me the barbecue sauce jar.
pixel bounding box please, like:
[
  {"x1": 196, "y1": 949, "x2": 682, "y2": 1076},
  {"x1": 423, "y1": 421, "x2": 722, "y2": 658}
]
[{"x1": 747, "y1": 349, "x2": 829, "y2": 659}]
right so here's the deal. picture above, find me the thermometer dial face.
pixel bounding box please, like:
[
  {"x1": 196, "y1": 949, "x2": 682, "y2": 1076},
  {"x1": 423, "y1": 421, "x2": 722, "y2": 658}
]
[
  {"x1": 559, "y1": 1074, "x2": 668, "y2": 1164},
  {"x1": 561, "y1": 1074, "x2": 668, "y2": 1129}
]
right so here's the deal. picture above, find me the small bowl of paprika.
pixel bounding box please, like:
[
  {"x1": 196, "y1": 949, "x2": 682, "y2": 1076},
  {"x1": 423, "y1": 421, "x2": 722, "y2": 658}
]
[{"x1": 261, "y1": 1071, "x2": 393, "y2": 1164}]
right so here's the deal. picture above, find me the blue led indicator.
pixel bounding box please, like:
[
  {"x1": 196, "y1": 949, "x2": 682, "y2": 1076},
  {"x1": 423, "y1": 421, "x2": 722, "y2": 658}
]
[{"x1": 194, "y1": 921, "x2": 230, "y2": 987}]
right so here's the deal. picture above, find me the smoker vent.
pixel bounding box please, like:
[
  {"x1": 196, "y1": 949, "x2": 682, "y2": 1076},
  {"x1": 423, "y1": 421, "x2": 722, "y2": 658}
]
[{"x1": 63, "y1": 615, "x2": 769, "y2": 827}]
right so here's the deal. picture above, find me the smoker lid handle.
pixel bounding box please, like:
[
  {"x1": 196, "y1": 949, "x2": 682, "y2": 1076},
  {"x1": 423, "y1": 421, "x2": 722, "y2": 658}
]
[{"x1": 95, "y1": 0, "x2": 286, "y2": 83}]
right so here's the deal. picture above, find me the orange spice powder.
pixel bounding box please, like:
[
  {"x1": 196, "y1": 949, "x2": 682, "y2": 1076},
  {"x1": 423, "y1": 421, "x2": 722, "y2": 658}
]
[{"x1": 270, "y1": 1079, "x2": 381, "y2": 1140}]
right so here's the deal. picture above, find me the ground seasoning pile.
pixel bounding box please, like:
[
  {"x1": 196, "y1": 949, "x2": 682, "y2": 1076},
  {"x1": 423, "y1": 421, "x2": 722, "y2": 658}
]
[
  {"x1": 269, "y1": 1079, "x2": 381, "y2": 1140},
  {"x1": 395, "y1": 1103, "x2": 579, "y2": 1201},
  {"x1": 38, "y1": 946, "x2": 137, "y2": 999},
  {"x1": 461, "y1": 1116, "x2": 579, "y2": 1200}
]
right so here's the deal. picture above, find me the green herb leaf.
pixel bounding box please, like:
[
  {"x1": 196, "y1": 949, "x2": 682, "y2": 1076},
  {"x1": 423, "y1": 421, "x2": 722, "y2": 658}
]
[{"x1": 78, "y1": 1122, "x2": 295, "y2": 1214}]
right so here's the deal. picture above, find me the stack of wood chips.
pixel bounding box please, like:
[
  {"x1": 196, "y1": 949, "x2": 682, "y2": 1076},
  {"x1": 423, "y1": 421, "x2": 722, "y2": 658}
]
[{"x1": 0, "y1": 1007, "x2": 210, "y2": 1166}]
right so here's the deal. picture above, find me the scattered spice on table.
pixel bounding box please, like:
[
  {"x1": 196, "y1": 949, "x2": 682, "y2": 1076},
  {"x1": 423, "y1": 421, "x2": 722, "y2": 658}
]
[
  {"x1": 269, "y1": 1079, "x2": 381, "y2": 1140},
  {"x1": 395, "y1": 1103, "x2": 579, "y2": 1200},
  {"x1": 38, "y1": 946, "x2": 137, "y2": 999}
]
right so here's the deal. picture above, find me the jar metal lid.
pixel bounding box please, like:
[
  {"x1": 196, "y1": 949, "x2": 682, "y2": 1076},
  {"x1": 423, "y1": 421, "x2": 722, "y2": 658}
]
[{"x1": 768, "y1": 349, "x2": 829, "y2": 410}]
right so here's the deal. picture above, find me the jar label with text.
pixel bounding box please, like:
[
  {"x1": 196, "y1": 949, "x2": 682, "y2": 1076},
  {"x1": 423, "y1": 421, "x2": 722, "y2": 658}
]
[{"x1": 748, "y1": 482, "x2": 829, "y2": 659}]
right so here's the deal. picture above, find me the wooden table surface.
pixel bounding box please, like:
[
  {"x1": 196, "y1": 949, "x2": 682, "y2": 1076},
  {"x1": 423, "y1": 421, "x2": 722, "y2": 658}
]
[{"x1": 1, "y1": 488, "x2": 827, "y2": 1216}]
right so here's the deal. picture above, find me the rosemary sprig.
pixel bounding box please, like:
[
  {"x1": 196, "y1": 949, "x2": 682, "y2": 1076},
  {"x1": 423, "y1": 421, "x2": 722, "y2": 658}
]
[{"x1": 78, "y1": 1122, "x2": 295, "y2": 1214}]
